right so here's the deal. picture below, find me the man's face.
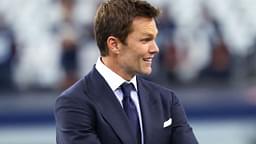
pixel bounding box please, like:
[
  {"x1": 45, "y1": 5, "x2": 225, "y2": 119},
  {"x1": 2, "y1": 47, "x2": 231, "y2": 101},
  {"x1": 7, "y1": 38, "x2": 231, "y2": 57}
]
[{"x1": 117, "y1": 17, "x2": 159, "y2": 79}]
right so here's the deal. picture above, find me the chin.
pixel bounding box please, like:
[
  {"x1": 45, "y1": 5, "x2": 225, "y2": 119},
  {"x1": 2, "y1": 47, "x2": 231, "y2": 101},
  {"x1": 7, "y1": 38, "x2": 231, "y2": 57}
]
[{"x1": 141, "y1": 69, "x2": 152, "y2": 75}]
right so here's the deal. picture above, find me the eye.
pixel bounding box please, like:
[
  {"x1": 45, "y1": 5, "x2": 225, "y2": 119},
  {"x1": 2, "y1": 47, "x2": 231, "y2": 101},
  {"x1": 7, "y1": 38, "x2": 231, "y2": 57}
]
[{"x1": 140, "y1": 38, "x2": 152, "y2": 43}]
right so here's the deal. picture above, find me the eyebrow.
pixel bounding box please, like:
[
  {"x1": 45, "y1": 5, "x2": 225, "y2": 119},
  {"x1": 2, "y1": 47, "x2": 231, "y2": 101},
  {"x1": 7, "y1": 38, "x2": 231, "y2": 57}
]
[{"x1": 142, "y1": 32, "x2": 158, "y2": 38}]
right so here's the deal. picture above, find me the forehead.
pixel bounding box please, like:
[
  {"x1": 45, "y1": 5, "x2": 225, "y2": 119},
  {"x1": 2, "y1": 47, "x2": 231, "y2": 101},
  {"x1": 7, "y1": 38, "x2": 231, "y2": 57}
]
[{"x1": 130, "y1": 17, "x2": 158, "y2": 36}]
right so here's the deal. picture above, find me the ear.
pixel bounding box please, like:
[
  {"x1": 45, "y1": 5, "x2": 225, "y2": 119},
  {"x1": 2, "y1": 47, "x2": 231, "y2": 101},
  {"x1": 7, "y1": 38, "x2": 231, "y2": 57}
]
[{"x1": 107, "y1": 36, "x2": 121, "y2": 54}]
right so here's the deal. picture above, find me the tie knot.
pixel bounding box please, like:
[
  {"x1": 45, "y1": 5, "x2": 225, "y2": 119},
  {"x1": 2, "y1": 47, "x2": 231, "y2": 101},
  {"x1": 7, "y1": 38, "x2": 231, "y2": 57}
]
[{"x1": 120, "y1": 82, "x2": 135, "y2": 97}]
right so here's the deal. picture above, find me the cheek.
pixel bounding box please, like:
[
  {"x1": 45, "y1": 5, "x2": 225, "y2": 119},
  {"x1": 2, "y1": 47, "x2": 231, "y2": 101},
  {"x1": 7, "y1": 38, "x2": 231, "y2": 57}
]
[
  {"x1": 126, "y1": 49, "x2": 141, "y2": 60},
  {"x1": 133, "y1": 53, "x2": 144, "y2": 64},
  {"x1": 122, "y1": 44, "x2": 147, "y2": 64},
  {"x1": 124, "y1": 54, "x2": 141, "y2": 69}
]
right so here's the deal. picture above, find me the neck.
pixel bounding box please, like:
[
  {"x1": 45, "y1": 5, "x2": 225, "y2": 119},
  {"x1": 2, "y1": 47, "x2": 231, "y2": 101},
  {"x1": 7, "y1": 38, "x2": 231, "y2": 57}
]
[{"x1": 101, "y1": 56, "x2": 134, "y2": 81}]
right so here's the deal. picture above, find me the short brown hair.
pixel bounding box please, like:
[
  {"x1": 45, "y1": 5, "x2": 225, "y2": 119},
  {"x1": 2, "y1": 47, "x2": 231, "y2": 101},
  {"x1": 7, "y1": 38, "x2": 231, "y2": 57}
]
[{"x1": 94, "y1": 0, "x2": 160, "y2": 56}]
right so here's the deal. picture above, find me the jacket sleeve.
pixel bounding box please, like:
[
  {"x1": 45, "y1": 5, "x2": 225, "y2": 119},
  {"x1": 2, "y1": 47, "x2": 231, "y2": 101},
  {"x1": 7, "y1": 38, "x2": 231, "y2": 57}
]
[
  {"x1": 55, "y1": 95, "x2": 102, "y2": 144},
  {"x1": 170, "y1": 92, "x2": 198, "y2": 144}
]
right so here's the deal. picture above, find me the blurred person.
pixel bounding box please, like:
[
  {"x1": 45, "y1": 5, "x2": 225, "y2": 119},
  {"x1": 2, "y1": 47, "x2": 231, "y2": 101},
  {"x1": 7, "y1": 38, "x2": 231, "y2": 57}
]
[
  {"x1": 0, "y1": 13, "x2": 17, "y2": 91},
  {"x1": 55, "y1": 0, "x2": 198, "y2": 144},
  {"x1": 154, "y1": 5, "x2": 180, "y2": 84},
  {"x1": 196, "y1": 5, "x2": 232, "y2": 84},
  {"x1": 199, "y1": 38, "x2": 232, "y2": 83},
  {"x1": 161, "y1": 42, "x2": 181, "y2": 82},
  {"x1": 53, "y1": 0, "x2": 82, "y2": 90}
]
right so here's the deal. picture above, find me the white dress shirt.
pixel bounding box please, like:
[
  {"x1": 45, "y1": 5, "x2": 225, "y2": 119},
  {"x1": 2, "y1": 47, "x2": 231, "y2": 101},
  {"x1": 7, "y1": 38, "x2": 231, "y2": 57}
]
[{"x1": 95, "y1": 57, "x2": 144, "y2": 144}]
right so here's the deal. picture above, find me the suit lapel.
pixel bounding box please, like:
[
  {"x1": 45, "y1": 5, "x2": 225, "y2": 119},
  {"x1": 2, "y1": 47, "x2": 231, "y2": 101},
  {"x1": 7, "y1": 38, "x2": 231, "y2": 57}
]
[
  {"x1": 137, "y1": 78, "x2": 159, "y2": 144},
  {"x1": 85, "y1": 68, "x2": 135, "y2": 144}
]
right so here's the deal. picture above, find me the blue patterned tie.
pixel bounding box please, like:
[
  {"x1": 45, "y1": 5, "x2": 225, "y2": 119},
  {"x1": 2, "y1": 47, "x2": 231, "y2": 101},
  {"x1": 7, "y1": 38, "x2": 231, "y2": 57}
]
[{"x1": 120, "y1": 82, "x2": 141, "y2": 144}]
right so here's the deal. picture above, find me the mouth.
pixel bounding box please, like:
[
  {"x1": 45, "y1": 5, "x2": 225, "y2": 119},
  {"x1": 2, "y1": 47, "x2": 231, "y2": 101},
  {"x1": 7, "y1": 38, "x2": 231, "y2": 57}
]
[{"x1": 143, "y1": 57, "x2": 154, "y2": 64}]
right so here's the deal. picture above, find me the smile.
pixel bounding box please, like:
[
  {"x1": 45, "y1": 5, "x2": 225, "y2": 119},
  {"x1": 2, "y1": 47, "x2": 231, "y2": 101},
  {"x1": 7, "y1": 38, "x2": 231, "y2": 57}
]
[{"x1": 143, "y1": 57, "x2": 153, "y2": 63}]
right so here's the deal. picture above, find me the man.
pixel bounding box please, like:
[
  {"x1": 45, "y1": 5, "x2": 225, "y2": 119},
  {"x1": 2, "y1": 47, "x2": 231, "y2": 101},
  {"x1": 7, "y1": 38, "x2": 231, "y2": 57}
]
[
  {"x1": 55, "y1": 0, "x2": 198, "y2": 144},
  {"x1": 0, "y1": 13, "x2": 17, "y2": 90}
]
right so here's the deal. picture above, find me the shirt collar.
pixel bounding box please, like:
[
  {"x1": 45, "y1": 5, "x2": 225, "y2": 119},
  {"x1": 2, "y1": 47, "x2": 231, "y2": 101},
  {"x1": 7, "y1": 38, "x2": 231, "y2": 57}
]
[{"x1": 95, "y1": 57, "x2": 137, "y2": 91}]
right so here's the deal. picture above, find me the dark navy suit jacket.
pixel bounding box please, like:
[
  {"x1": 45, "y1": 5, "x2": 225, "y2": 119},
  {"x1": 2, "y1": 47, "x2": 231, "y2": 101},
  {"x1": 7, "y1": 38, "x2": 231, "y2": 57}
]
[{"x1": 55, "y1": 67, "x2": 198, "y2": 144}]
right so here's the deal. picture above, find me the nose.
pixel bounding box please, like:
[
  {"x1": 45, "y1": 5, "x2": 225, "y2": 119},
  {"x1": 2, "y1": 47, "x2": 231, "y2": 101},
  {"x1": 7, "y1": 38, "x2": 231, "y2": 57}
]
[{"x1": 149, "y1": 40, "x2": 159, "y2": 54}]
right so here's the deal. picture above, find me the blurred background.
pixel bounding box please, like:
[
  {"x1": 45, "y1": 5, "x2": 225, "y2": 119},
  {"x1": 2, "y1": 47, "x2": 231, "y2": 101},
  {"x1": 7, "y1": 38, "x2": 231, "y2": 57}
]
[{"x1": 0, "y1": 0, "x2": 256, "y2": 143}]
